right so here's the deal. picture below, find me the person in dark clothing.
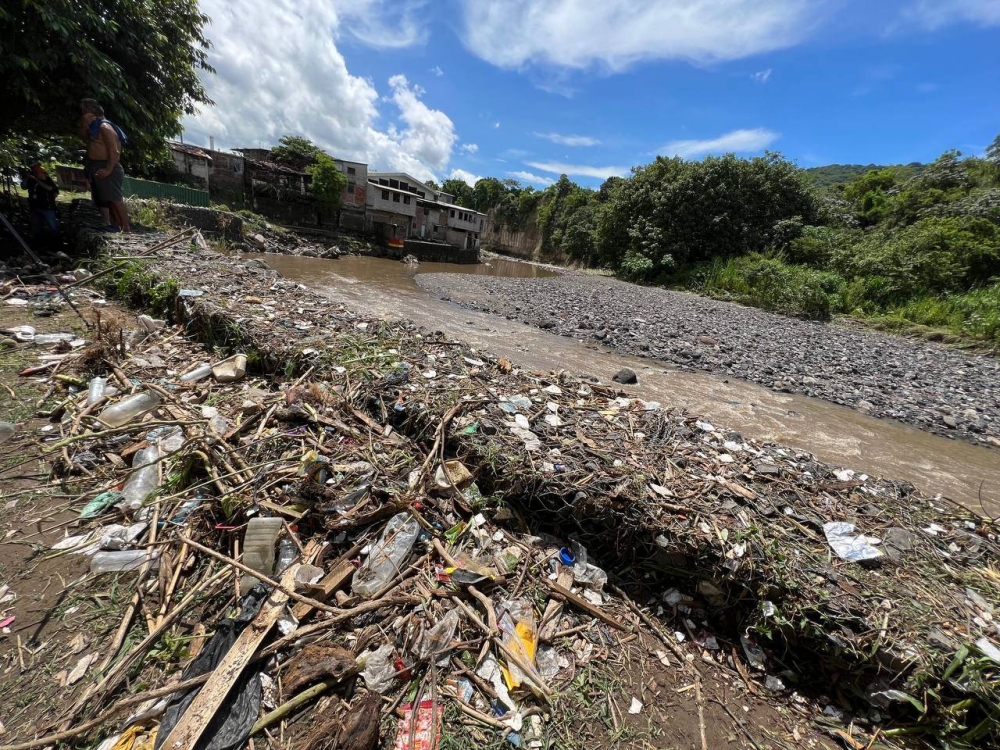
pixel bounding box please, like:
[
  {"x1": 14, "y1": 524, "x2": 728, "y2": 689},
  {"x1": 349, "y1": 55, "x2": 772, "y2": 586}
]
[{"x1": 22, "y1": 163, "x2": 60, "y2": 238}]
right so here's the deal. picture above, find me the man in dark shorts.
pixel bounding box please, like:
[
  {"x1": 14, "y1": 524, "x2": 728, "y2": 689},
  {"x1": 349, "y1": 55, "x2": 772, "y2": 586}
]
[{"x1": 79, "y1": 99, "x2": 130, "y2": 232}]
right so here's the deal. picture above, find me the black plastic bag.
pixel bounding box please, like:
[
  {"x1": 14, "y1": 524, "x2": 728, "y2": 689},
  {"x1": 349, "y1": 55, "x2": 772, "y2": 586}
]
[{"x1": 155, "y1": 586, "x2": 267, "y2": 750}]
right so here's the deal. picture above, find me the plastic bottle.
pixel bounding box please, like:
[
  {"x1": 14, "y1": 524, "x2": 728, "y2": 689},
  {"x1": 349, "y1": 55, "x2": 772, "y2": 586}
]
[
  {"x1": 91, "y1": 549, "x2": 160, "y2": 574},
  {"x1": 120, "y1": 445, "x2": 160, "y2": 510},
  {"x1": 86, "y1": 376, "x2": 108, "y2": 406},
  {"x1": 137, "y1": 314, "x2": 165, "y2": 332},
  {"x1": 179, "y1": 363, "x2": 212, "y2": 383},
  {"x1": 0, "y1": 422, "x2": 15, "y2": 445},
  {"x1": 275, "y1": 537, "x2": 298, "y2": 573},
  {"x1": 352, "y1": 512, "x2": 421, "y2": 598},
  {"x1": 98, "y1": 392, "x2": 161, "y2": 428},
  {"x1": 241, "y1": 517, "x2": 283, "y2": 592}
]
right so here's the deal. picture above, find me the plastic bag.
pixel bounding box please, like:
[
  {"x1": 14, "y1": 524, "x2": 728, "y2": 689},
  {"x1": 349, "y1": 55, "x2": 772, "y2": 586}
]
[
  {"x1": 360, "y1": 643, "x2": 397, "y2": 694},
  {"x1": 498, "y1": 599, "x2": 538, "y2": 690},
  {"x1": 155, "y1": 589, "x2": 267, "y2": 750}
]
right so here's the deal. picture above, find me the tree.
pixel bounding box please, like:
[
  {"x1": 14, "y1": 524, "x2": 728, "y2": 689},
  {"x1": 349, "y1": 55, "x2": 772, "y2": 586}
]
[
  {"x1": 986, "y1": 134, "x2": 1000, "y2": 165},
  {"x1": 1, "y1": 0, "x2": 212, "y2": 171},
  {"x1": 441, "y1": 178, "x2": 475, "y2": 207},
  {"x1": 307, "y1": 153, "x2": 347, "y2": 214},
  {"x1": 270, "y1": 136, "x2": 324, "y2": 170}
]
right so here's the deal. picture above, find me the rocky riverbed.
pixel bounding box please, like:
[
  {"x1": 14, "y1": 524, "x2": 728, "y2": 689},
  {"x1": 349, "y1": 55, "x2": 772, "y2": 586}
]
[{"x1": 416, "y1": 271, "x2": 1000, "y2": 448}]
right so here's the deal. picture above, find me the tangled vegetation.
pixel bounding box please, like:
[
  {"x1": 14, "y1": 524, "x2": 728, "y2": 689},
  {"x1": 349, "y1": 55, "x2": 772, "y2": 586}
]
[{"x1": 464, "y1": 135, "x2": 1000, "y2": 345}]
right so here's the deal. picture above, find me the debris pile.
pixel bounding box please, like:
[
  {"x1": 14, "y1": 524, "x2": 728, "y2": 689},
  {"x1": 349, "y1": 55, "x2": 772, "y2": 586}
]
[{"x1": 1, "y1": 219, "x2": 998, "y2": 748}]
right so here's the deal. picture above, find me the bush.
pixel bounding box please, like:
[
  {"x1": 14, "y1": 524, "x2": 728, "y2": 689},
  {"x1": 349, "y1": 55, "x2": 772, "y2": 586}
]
[
  {"x1": 699, "y1": 254, "x2": 844, "y2": 319},
  {"x1": 891, "y1": 285, "x2": 1000, "y2": 345}
]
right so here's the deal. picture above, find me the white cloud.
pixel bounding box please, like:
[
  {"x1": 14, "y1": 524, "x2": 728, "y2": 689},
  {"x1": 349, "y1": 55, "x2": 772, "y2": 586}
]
[
  {"x1": 345, "y1": 0, "x2": 429, "y2": 48},
  {"x1": 181, "y1": 0, "x2": 456, "y2": 184},
  {"x1": 526, "y1": 161, "x2": 630, "y2": 180},
  {"x1": 430, "y1": 65, "x2": 444, "y2": 76},
  {"x1": 494, "y1": 122, "x2": 501, "y2": 129},
  {"x1": 449, "y1": 168, "x2": 482, "y2": 187},
  {"x1": 459, "y1": 1, "x2": 827, "y2": 71},
  {"x1": 661, "y1": 128, "x2": 779, "y2": 158},
  {"x1": 534, "y1": 132, "x2": 600, "y2": 147},
  {"x1": 508, "y1": 170, "x2": 554, "y2": 185},
  {"x1": 751, "y1": 68, "x2": 772, "y2": 83},
  {"x1": 460, "y1": 143, "x2": 479, "y2": 154},
  {"x1": 902, "y1": 0, "x2": 1000, "y2": 30}
]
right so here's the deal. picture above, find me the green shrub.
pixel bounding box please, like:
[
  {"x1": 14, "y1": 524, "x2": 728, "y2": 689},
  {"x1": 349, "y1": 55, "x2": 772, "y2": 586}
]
[
  {"x1": 698, "y1": 254, "x2": 844, "y2": 319},
  {"x1": 891, "y1": 285, "x2": 1000, "y2": 345}
]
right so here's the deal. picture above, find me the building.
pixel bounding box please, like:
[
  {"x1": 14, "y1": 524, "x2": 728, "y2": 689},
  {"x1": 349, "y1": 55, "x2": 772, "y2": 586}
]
[
  {"x1": 204, "y1": 149, "x2": 245, "y2": 205},
  {"x1": 366, "y1": 171, "x2": 486, "y2": 250},
  {"x1": 335, "y1": 158, "x2": 368, "y2": 232},
  {"x1": 167, "y1": 142, "x2": 212, "y2": 190}
]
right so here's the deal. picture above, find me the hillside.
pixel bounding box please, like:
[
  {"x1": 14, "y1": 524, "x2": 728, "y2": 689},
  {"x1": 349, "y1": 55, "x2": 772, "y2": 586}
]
[{"x1": 805, "y1": 162, "x2": 924, "y2": 190}]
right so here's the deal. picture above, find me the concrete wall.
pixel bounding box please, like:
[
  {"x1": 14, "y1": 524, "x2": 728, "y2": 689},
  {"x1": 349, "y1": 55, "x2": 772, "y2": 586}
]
[
  {"x1": 163, "y1": 204, "x2": 244, "y2": 243},
  {"x1": 170, "y1": 151, "x2": 211, "y2": 189},
  {"x1": 368, "y1": 187, "x2": 417, "y2": 218},
  {"x1": 206, "y1": 150, "x2": 246, "y2": 206},
  {"x1": 403, "y1": 239, "x2": 479, "y2": 264}
]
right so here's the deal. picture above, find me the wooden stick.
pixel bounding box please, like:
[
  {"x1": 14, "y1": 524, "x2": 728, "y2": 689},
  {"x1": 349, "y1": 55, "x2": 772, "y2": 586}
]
[
  {"x1": 179, "y1": 535, "x2": 343, "y2": 616},
  {"x1": 290, "y1": 542, "x2": 362, "y2": 620},
  {"x1": 249, "y1": 678, "x2": 340, "y2": 735},
  {"x1": 158, "y1": 566, "x2": 299, "y2": 750},
  {"x1": 544, "y1": 580, "x2": 630, "y2": 632}
]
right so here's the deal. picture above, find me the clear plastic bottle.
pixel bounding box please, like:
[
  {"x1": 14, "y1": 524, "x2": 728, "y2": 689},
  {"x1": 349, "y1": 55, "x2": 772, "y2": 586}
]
[
  {"x1": 179, "y1": 363, "x2": 212, "y2": 383},
  {"x1": 91, "y1": 549, "x2": 160, "y2": 574},
  {"x1": 86, "y1": 376, "x2": 107, "y2": 406},
  {"x1": 0, "y1": 421, "x2": 15, "y2": 445},
  {"x1": 352, "y1": 512, "x2": 421, "y2": 598},
  {"x1": 121, "y1": 445, "x2": 160, "y2": 510},
  {"x1": 241, "y1": 517, "x2": 283, "y2": 592},
  {"x1": 275, "y1": 537, "x2": 298, "y2": 573},
  {"x1": 98, "y1": 392, "x2": 161, "y2": 428}
]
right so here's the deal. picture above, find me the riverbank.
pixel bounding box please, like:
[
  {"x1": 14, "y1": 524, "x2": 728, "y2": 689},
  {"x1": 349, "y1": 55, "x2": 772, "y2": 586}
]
[
  {"x1": 2, "y1": 208, "x2": 998, "y2": 747},
  {"x1": 416, "y1": 271, "x2": 1000, "y2": 449}
]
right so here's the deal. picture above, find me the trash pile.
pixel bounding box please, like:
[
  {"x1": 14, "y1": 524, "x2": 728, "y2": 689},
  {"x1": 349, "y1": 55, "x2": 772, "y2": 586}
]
[{"x1": 2, "y1": 218, "x2": 998, "y2": 747}]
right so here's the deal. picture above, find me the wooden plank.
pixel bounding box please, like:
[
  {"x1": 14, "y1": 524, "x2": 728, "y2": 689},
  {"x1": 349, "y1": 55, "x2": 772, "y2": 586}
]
[
  {"x1": 158, "y1": 566, "x2": 298, "y2": 750},
  {"x1": 544, "y1": 579, "x2": 631, "y2": 633},
  {"x1": 290, "y1": 543, "x2": 362, "y2": 620}
]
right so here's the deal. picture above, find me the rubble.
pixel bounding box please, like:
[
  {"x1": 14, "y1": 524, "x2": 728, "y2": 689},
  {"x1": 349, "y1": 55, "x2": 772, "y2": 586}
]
[{"x1": 0, "y1": 216, "x2": 998, "y2": 749}]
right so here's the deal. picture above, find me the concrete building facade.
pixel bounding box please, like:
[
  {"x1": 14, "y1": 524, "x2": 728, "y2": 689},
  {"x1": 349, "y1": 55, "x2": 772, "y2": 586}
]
[{"x1": 167, "y1": 142, "x2": 212, "y2": 189}]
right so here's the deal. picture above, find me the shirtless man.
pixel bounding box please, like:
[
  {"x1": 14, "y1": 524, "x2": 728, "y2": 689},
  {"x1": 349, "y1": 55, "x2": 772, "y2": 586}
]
[{"x1": 79, "y1": 99, "x2": 130, "y2": 232}]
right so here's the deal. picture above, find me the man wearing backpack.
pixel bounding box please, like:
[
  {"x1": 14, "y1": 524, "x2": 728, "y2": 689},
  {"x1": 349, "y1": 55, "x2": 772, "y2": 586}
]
[{"x1": 79, "y1": 99, "x2": 130, "y2": 232}]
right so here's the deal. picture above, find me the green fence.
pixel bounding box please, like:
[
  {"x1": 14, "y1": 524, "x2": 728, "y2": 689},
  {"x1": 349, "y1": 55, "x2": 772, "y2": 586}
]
[{"x1": 122, "y1": 176, "x2": 209, "y2": 207}]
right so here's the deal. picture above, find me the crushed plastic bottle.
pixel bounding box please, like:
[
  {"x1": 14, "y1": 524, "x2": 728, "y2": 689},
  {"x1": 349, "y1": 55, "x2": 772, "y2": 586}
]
[
  {"x1": 86, "y1": 376, "x2": 107, "y2": 406},
  {"x1": 120, "y1": 445, "x2": 160, "y2": 511},
  {"x1": 352, "y1": 512, "x2": 420, "y2": 598},
  {"x1": 91, "y1": 549, "x2": 159, "y2": 574},
  {"x1": 0, "y1": 422, "x2": 15, "y2": 446},
  {"x1": 240, "y1": 517, "x2": 283, "y2": 592},
  {"x1": 98, "y1": 392, "x2": 161, "y2": 428},
  {"x1": 571, "y1": 540, "x2": 608, "y2": 591},
  {"x1": 179, "y1": 363, "x2": 213, "y2": 383},
  {"x1": 275, "y1": 537, "x2": 298, "y2": 573}
]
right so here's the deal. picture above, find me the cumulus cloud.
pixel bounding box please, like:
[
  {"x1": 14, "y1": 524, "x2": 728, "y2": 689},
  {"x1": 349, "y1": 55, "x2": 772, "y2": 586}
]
[
  {"x1": 181, "y1": 0, "x2": 456, "y2": 183},
  {"x1": 901, "y1": 0, "x2": 1000, "y2": 30},
  {"x1": 508, "y1": 170, "x2": 554, "y2": 185},
  {"x1": 526, "y1": 161, "x2": 630, "y2": 180},
  {"x1": 460, "y1": 143, "x2": 479, "y2": 154},
  {"x1": 449, "y1": 168, "x2": 482, "y2": 187},
  {"x1": 662, "y1": 128, "x2": 779, "y2": 158},
  {"x1": 534, "y1": 132, "x2": 600, "y2": 147},
  {"x1": 458, "y1": 0, "x2": 826, "y2": 71},
  {"x1": 751, "y1": 68, "x2": 772, "y2": 83},
  {"x1": 345, "y1": 0, "x2": 429, "y2": 48}
]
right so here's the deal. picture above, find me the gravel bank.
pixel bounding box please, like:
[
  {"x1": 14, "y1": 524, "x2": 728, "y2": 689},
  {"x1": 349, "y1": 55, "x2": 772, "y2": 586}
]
[{"x1": 416, "y1": 272, "x2": 1000, "y2": 447}]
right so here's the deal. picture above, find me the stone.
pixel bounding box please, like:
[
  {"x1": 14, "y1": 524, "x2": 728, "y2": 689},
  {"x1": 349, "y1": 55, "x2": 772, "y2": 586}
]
[
  {"x1": 612, "y1": 368, "x2": 638, "y2": 385},
  {"x1": 857, "y1": 400, "x2": 875, "y2": 413},
  {"x1": 212, "y1": 354, "x2": 247, "y2": 383},
  {"x1": 942, "y1": 415, "x2": 958, "y2": 429},
  {"x1": 593, "y1": 329, "x2": 608, "y2": 340}
]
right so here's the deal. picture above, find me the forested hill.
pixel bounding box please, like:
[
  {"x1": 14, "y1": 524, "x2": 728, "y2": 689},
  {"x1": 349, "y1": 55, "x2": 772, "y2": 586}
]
[{"x1": 805, "y1": 163, "x2": 924, "y2": 190}]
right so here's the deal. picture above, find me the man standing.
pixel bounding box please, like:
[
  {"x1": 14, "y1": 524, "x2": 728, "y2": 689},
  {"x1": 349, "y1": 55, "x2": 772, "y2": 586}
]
[
  {"x1": 22, "y1": 163, "x2": 60, "y2": 239},
  {"x1": 79, "y1": 99, "x2": 130, "y2": 232}
]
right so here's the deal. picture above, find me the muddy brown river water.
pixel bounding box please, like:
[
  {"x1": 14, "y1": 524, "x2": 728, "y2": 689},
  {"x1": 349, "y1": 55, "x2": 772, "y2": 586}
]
[{"x1": 248, "y1": 253, "x2": 999, "y2": 515}]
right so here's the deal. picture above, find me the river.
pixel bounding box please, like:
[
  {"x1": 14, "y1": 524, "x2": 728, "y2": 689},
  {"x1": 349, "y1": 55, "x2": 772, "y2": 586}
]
[{"x1": 248, "y1": 252, "x2": 999, "y2": 515}]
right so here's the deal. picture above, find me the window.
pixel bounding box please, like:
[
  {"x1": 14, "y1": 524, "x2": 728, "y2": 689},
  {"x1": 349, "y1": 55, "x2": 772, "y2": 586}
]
[
  {"x1": 400, "y1": 182, "x2": 409, "y2": 191},
  {"x1": 389, "y1": 179, "x2": 399, "y2": 188},
  {"x1": 382, "y1": 190, "x2": 390, "y2": 200},
  {"x1": 392, "y1": 193, "x2": 400, "y2": 202},
  {"x1": 347, "y1": 166, "x2": 356, "y2": 176},
  {"x1": 403, "y1": 195, "x2": 411, "y2": 204},
  {"x1": 480, "y1": 219, "x2": 484, "y2": 230},
  {"x1": 449, "y1": 209, "x2": 455, "y2": 218}
]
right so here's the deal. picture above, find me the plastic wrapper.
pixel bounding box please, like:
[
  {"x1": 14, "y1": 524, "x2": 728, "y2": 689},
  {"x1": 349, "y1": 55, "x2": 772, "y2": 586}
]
[
  {"x1": 360, "y1": 643, "x2": 397, "y2": 693},
  {"x1": 498, "y1": 599, "x2": 538, "y2": 690},
  {"x1": 240, "y1": 517, "x2": 282, "y2": 592}
]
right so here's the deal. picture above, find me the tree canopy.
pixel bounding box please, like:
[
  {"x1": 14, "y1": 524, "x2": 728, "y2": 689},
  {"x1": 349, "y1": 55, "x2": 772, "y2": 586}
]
[
  {"x1": 307, "y1": 153, "x2": 348, "y2": 213},
  {"x1": 1, "y1": 0, "x2": 213, "y2": 171},
  {"x1": 270, "y1": 136, "x2": 325, "y2": 170}
]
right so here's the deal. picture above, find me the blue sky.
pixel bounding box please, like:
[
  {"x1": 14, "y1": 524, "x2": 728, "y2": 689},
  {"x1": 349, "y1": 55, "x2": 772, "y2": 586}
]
[{"x1": 182, "y1": 0, "x2": 1000, "y2": 188}]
